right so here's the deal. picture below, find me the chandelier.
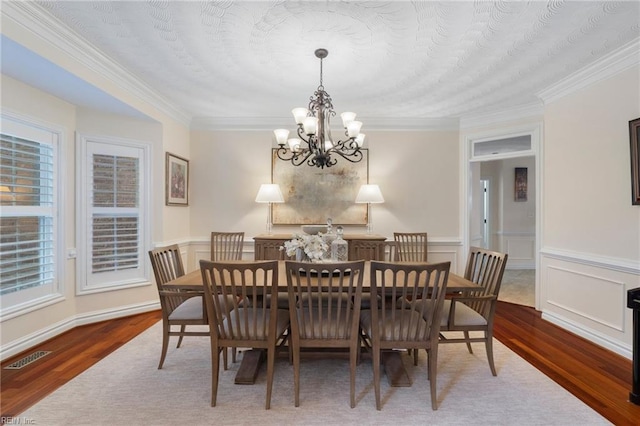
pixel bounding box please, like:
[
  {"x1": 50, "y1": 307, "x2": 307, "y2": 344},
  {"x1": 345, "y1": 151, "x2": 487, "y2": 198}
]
[{"x1": 273, "y1": 48, "x2": 365, "y2": 169}]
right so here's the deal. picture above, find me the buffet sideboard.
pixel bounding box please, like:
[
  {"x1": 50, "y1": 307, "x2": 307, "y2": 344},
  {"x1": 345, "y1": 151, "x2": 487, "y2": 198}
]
[{"x1": 253, "y1": 233, "x2": 387, "y2": 261}]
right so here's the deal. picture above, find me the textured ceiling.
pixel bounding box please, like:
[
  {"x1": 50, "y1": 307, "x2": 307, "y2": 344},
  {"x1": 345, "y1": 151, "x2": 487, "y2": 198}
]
[{"x1": 23, "y1": 1, "x2": 640, "y2": 126}]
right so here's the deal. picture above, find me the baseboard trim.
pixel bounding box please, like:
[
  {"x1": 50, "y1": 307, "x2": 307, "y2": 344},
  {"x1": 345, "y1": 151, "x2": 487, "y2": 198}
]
[
  {"x1": 541, "y1": 309, "x2": 632, "y2": 360},
  {"x1": 0, "y1": 301, "x2": 159, "y2": 362}
]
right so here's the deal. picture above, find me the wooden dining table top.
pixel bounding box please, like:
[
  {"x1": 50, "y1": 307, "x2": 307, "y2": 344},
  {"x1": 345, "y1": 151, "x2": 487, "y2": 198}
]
[{"x1": 164, "y1": 260, "x2": 480, "y2": 293}]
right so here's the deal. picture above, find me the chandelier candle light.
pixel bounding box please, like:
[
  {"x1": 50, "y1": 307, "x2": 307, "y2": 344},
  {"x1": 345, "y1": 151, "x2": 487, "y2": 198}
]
[
  {"x1": 255, "y1": 184, "x2": 284, "y2": 235},
  {"x1": 355, "y1": 184, "x2": 384, "y2": 234},
  {"x1": 274, "y1": 48, "x2": 365, "y2": 169}
]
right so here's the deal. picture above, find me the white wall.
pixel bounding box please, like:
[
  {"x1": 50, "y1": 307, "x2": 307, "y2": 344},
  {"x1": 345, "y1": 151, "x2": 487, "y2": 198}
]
[{"x1": 540, "y1": 65, "x2": 640, "y2": 357}]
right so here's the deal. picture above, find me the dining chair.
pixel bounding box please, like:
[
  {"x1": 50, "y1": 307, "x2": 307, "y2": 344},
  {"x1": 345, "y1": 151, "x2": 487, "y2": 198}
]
[
  {"x1": 393, "y1": 232, "x2": 428, "y2": 262},
  {"x1": 149, "y1": 244, "x2": 209, "y2": 369},
  {"x1": 210, "y1": 231, "x2": 246, "y2": 362},
  {"x1": 438, "y1": 247, "x2": 508, "y2": 376},
  {"x1": 350, "y1": 241, "x2": 394, "y2": 312},
  {"x1": 284, "y1": 260, "x2": 365, "y2": 408},
  {"x1": 200, "y1": 259, "x2": 290, "y2": 409},
  {"x1": 210, "y1": 231, "x2": 245, "y2": 261},
  {"x1": 361, "y1": 260, "x2": 450, "y2": 410}
]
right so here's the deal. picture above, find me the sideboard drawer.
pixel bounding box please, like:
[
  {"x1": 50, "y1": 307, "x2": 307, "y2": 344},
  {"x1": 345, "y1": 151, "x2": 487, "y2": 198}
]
[{"x1": 253, "y1": 234, "x2": 386, "y2": 261}]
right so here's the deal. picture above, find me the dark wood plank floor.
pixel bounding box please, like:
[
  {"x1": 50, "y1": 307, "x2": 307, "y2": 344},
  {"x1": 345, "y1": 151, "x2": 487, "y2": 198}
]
[{"x1": 1, "y1": 302, "x2": 639, "y2": 425}]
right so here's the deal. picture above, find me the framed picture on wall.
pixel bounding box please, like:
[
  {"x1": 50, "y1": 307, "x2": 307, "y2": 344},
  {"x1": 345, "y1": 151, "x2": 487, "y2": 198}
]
[
  {"x1": 165, "y1": 152, "x2": 189, "y2": 206},
  {"x1": 630, "y1": 117, "x2": 640, "y2": 205},
  {"x1": 515, "y1": 167, "x2": 528, "y2": 202},
  {"x1": 271, "y1": 149, "x2": 369, "y2": 224}
]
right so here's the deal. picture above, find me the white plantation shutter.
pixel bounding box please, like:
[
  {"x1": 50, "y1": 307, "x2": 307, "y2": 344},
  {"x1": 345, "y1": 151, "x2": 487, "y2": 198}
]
[
  {"x1": 0, "y1": 116, "x2": 62, "y2": 316},
  {"x1": 77, "y1": 135, "x2": 150, "y2": 293},
  {"x1": 91, "y1": 154, "x2": 139, "y2": 273}
]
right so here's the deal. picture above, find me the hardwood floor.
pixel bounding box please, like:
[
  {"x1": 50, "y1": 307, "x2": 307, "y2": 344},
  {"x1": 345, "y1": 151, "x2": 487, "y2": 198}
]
[
  {"x1": 1, "y1": 302, "x2": 639, "y2": 424},
  {"x1": 493, "y1": 302, "x2": 639, "y2": 426}
]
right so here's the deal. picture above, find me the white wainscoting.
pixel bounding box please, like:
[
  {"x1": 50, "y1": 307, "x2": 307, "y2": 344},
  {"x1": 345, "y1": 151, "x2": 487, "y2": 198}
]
[
  {"x1": 540, "y1": 247, "x2": 640, "y2": 359},
  {"x1": 498, "y1": 232, "x2": 535, "y2": 269}
]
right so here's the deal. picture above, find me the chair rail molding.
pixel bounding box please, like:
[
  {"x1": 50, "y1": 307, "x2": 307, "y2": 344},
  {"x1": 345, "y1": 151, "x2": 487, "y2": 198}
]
[{"x1": 541, "y1": 247, "x2": 640, "y2": 275}]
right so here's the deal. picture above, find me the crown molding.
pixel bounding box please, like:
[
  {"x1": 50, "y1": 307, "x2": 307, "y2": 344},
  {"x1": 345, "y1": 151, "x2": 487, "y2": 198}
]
[
  {"x1": 537, "y1": 37, "x2": 640, "y2": 104},
  {"x1": 2, "y1": 2, "x2": 191, "y2": 126},
  {"x1": 459, "y1": 102, "x2": 544, "y2": 130},
  {"x1": 190, "y1": 116, "x2": 460, "y2": 132}
]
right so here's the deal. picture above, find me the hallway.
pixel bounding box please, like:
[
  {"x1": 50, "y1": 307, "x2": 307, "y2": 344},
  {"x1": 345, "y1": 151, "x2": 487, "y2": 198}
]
[{"x1": 499, "y1": 269, "x2": 535, "y2": 307}]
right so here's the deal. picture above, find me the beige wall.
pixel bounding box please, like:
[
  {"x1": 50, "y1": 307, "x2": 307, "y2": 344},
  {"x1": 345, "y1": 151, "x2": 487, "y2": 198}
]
[
  {"x1": 543, "y1": 66, "x2": 640, "y2": 259},
  {"x1": 189, "y1": 129, "x2": 461, "y2": 241},
  {"x1": 540, "y1": 65, "x2": 640, "y2": 356},
  {"x1": 0, "y1": 72, "x2": 191, "y2": 356}
]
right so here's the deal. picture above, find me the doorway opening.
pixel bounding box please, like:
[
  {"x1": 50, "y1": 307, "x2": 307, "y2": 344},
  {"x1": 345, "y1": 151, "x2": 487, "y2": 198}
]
[{"x1": 464, "y1": 123, "x2": 541, "y2": 309}]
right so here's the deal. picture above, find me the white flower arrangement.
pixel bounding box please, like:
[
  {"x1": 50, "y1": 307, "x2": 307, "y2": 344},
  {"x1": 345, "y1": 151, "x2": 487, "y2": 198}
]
[{"x1": 281, "y1": 233, "x2": 328, "y2": 262}]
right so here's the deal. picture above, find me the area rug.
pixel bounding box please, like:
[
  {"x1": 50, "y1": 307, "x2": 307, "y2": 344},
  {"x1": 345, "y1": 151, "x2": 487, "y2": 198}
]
[{"x1": 21, "y1": 323, "x2": 609, "y2": 425}]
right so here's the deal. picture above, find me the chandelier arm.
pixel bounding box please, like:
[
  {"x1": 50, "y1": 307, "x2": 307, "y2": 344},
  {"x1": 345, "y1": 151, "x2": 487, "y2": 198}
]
[
  {"x1": 327, "y1": 147, "x2": 364, "y2": 163},
  {"x1": 296, "y1": 126, "x2": 314, "y2": 148},
  {"x1": 276, "y1": 146, "x2": 313, "y2": 165},
  {"x1": 332, "y1": 138, "x2": 359, "y2": 150}
]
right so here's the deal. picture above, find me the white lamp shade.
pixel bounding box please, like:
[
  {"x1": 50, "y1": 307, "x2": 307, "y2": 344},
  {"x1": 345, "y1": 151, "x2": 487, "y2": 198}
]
[
  {"x1": 292, "y1": 108, "x2": 309, "y2": 124},
  {"x1": 255, "y1": 184, "x2": 284, "y2": 203},
  {"x1": 340, "y1": 111, "x2": 356, "y2": 127},
  {"x1": 273, "y1": 129, "x2": 290, "y2": 145},
  {"x1": 346, "y1": 120, "x2": 362, "y2": 138},
  {"x1": 288, "y1": 138, "x2": 301, "y2": 151},
  {"x1": 303, "y1": 117, "x2": 318, "y2": 135},
  {"x1": 355, "y1": 133, "x2": 365, "y2": 147},
  {"x1": 355, "y1": 184, "x2": 384, "y2": 203}
]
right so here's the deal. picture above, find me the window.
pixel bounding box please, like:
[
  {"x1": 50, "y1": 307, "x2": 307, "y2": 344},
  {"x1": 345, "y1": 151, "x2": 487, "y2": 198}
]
[
  {"x1": 0, "y1": 115, "x2": 63, "y2": 318},
  {"x1": 77, "y1": 134, "x2": 151, "y2": 294}
]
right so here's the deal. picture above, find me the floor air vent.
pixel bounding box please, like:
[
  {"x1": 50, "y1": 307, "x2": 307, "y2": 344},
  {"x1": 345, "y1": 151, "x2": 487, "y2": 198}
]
[{"x1": 4, "y1": 351, "x2": 51, "y2": 369}]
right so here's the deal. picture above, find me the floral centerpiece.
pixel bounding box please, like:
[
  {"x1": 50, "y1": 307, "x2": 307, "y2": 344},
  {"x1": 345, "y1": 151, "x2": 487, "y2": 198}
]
[{"x1": 281, "y1": 233, "x2": 328, "y2": 262}]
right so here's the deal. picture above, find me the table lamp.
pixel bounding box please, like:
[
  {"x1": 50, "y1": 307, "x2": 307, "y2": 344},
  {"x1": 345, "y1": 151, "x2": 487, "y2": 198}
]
[
  {"x1": 355, "y1": 184, "x2": 384, "y2": 234},
  {"x1": 255, "y1": 184, "x2": 284, "y2": 235}
]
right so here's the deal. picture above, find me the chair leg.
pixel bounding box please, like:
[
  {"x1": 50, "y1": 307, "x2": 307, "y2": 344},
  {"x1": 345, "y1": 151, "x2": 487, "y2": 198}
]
[
  {"x1": 223, "y1": 347, "x2": 228, "y2": 370},
  {"x1": 210, "y1": 343, "x2": 220, "y2": 407},
  {"x1": 265, "y1": 346, "x2": 276, "y2": 410},
  {"x1": 158, "y1": 322, "x2": 170, "y2": 369},
  {"x1": 413, "y1": 347, "x2": 419, "y2": 366},
  {"x1": 350, "y1": 342, "x2": 358, "y2": 408},
  {"x1": 426, "y1": 350, "x2": 431, "y2": 380},
  {"x1": 373, "y1": 348, "x2": 381, "y2": 410},
  {"x1": 293, "y1": 342, "x2": 300, "y2": 407},
  {"x1": 463, "y1": 330, "x2": 473, "y2": 354},
  {"x1": 176, "y1": 325, "x2": 186, "y2": 348},
  {"x1": 485, "y1": 331, "x2": 497, "y2": 376},
  {"x1": 428, "y1": 347, "x2": 439, "y2": 410},
  {"x1": 232, "y1": 348, "x2": 237, "y2": 363}
]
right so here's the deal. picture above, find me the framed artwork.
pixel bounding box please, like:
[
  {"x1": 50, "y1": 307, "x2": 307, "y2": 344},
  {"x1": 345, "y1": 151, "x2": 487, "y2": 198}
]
[
  {"x1": 165, "y1": 152, "x2": 189, "y2": 206},
  {"x1": 271, "y1": 149, "x2": 368, "y2": 225},
  {"x1": 630, "y1": 117, "x2": 640, "y2": 205},
  {"x1": 515, "y1": 167, "x2": 528, "y2": 202}
]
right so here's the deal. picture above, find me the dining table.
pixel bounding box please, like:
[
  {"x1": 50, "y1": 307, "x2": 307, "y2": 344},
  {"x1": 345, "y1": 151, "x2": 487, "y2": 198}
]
[{"x1": 164, "y1": 260, "x2": 481, "y2": 387}]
